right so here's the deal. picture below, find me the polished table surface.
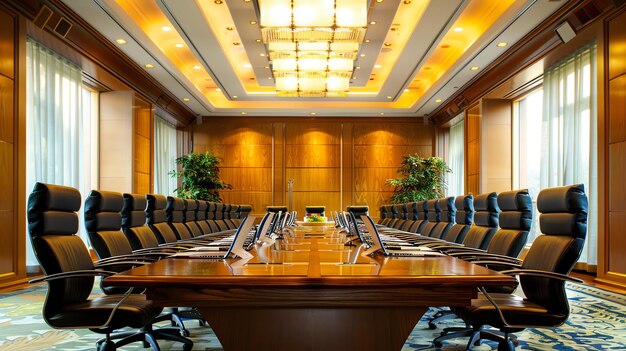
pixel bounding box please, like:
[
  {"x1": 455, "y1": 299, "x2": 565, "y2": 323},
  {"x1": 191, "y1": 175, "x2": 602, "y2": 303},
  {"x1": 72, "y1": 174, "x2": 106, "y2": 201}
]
[{"x1": 105, "y1": 225, "x2": 515, "y2": 351}]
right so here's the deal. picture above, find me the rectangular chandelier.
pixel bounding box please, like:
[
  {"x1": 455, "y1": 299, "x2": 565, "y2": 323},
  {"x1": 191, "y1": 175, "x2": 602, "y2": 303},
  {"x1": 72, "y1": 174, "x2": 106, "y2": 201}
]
[{"x1": 259, "y1": 0, "x2": 367, "y2": 97}]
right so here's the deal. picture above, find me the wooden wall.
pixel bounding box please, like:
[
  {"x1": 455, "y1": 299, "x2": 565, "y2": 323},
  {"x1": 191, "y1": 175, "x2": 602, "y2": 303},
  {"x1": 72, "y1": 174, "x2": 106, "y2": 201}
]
[
  {"x1": 193, "y1": 118, "x2": 435, "y2": 219},
  {"x1": 602, "y1": 7, "x2": 626, "y2": 286},
  {"x1": 465, "y1": 104, "x2": 480, "y2": 195},
  {"x1": 0, "y1": 4, "x2": 26, "y2": 286}
]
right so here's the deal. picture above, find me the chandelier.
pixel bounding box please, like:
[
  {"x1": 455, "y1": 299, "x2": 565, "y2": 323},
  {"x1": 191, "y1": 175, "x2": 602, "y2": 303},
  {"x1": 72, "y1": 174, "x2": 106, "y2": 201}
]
[{"x1": 259, "y1": 0, "x2": 367, "y2": 97}]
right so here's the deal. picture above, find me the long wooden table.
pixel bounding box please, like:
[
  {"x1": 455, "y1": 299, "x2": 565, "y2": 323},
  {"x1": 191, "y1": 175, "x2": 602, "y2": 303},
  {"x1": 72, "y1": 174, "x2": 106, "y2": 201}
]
[{"x1": 104, "y1": 225, "x2": 515, "y2": 351}]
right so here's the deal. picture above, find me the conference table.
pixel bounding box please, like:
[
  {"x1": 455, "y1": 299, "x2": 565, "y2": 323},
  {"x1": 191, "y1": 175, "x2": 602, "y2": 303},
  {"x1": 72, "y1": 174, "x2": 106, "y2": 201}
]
[{"x1": 104, "y1": 224, "x2": 515, "y2": 351}]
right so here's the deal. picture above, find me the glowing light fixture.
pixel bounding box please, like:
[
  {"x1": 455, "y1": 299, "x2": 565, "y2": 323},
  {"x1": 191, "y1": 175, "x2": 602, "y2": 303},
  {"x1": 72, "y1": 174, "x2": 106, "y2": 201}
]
[{"x1": 259, "y1": 0, "x2": 367, "y2": 97}]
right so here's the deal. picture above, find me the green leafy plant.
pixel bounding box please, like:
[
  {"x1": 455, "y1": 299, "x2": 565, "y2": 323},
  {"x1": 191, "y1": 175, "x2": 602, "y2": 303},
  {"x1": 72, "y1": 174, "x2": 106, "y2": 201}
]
[
  {"x1": 170, "y1": 151, "x2": 232, "y2": 202},
  {"x1": 385, "y1": 154, "x2": 451, "y2": 203},
  {"x1": 305, "y1": 214, "x2": 326, "y2": 222}
]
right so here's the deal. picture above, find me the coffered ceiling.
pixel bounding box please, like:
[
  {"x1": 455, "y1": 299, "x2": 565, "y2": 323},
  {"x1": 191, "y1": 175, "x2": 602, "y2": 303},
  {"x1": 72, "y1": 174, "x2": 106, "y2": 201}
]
[{"x1": 60, "y1": 0, "x2": 566, "y2": 118}]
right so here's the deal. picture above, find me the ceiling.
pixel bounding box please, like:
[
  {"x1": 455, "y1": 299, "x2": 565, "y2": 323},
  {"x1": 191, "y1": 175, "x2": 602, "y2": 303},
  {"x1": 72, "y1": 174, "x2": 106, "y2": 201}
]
[{"x1": 60, "y1": 0, "x2": 567, "y2": 118}]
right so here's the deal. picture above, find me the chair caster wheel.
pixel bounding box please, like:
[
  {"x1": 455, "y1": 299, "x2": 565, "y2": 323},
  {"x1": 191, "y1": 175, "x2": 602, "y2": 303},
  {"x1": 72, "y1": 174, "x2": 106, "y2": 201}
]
[
  {"x1": 498, "y1": 339, "x2": 515, "y2": 351},
  {"x1": 183, "y1": 345, "x2": 193, "y2": 351},
  {"x1": 428, "y1": 322, "x2": 437, "y2": 329},
  {"x1": 180, "y1": 329, "x2": 190, "y2": 337}
]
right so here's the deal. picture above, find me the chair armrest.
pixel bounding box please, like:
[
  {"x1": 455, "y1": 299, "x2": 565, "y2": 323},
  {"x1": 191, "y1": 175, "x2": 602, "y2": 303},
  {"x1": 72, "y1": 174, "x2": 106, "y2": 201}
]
[
  {"x1": 499, "y1": 269, "x2": 583, "y2": 283},
  {"x1": 446, "y1": 247, "x2": 487, "y2": 255},
  {"x1": 428, "y1": 243, "x2": 465, "y2": 250},
  {"x1": 96, "y1": 254, "x2": 161, "y2": 263},
  {"x1": 94, "y1": 260, "x2": 149, "y2": 269},
  {"x1": 471, "y1": 260, "x2": 523, "y2": 269},
  {"x1": 29, "y1": 269, "x2": 117, "y2": 283},
  {"x1": 451, "y1": 252, "x2": 522, "y2": 264}
]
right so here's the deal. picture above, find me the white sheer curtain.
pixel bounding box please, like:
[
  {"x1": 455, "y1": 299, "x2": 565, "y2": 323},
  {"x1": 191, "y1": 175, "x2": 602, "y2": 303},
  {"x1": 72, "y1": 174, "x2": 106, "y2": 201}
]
[
  {"x1": 154, "y1": 115, "x2": 178, "y2": 196},
  {"x1": 446, "y1": 118, "x2": 464, "y2": 197},
  {"x1": 541, "y1": 43, "x2": 597, "y2": 268},
  {"x1": 25, "y1": 39, "x2": 95, "y2": 267}
]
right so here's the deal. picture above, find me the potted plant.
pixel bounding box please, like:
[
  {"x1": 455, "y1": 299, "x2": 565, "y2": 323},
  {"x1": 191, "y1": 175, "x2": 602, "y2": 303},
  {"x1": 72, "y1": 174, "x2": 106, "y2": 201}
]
[
  {"x1": 386, "y1": 154, "x2": 451, "y2": 203},
  {"x1": 170, "y1": 151, "x2": 232, "y2": 202}
]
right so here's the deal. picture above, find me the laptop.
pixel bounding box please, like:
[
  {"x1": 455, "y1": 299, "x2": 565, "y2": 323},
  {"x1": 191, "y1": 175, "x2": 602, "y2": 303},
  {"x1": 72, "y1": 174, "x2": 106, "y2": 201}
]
[
  {"x1": 247, "y1": 211, "x2": 276, "y2": 248},
  {"x1": 360, "y1": 215, "x2": 443, "y2": 257},
  {"x1": 171, "y1": 215, "x2": 256, "y2": 259}
]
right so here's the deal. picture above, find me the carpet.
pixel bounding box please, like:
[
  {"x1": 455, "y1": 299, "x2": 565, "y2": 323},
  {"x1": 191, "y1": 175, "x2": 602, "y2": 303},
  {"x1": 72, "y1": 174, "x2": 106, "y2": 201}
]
[{"x1": 0, "y1": 282, "x2": 624, "y2": 350}]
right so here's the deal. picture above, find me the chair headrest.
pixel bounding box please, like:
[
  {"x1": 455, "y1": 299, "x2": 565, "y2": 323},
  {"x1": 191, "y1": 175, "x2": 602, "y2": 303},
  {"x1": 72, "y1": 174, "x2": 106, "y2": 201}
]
[
  {"x1": 347, "y1": 205, "x2": 369, "y2": 213},
  {"x1": 267, "y1": 205, "x2": 288, "y2": 213},
  {"x1": 146, "y1": 194, "x2": 168, "y2": 224},
  {"x1": 239, "y1": 205, "x2": 252, "y2": 212},
  {"x1": 223, "y1": 204, "x2": 231, "y2": 212},
  {"x1": 538, "y1": 184, "x2": 587, "y2": 238},
  {"x1": 390, "y1": 204, "x2": 399, "y2": 214},
  {"x1": 122, "y1": 193, "x2": 148, "y2": 228},
  {"x1": 426, "y1": 199, "x2": 440, "y2": 222},
  {"x1": 198, "y1": 201, "x2": 207, "y2": 211},
  {"x1": 437, "y1": 197, "x2": 456, "y2": 222},
  {"x1": 28, "y1": 183, "x2": 81, "y2": 238},
  {"x1": 454, "y1": 195, "x2": 474, "y2": 225},
  {"x1": 207, "y1": 202, "x2": 216, "y2": 211},
  {"x1": 497, "y1": 189, "x2": 533, "y2": 230},
  {"x1": 185, "y1": 199, "x2": 198, "y2": 211},
  {"x1": 416, "y1": 201, "x2": 427, "y2": 220},
  {"x1": 84, "y1": 190, "x2": 123, "y2": 232},
  {"x1": 473, "y1": 192, "x2": 499, "y2": 228},
  {"x1": 167, "y1": 196, "x2": 185, "y2": 211}
]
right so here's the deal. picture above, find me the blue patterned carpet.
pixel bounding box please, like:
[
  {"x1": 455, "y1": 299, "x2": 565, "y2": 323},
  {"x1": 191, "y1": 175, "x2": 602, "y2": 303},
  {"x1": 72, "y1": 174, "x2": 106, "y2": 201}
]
[{"x1": 0, "y1": 282, "x2": 625, "y2": 350}]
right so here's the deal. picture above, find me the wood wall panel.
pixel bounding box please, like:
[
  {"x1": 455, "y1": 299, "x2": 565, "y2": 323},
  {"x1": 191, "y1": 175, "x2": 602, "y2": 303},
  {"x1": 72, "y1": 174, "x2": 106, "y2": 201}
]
[
  {"x1": 193, "y1": 119, "x2": 434, "y2": 221},
  {"x1": 286, "y1": 168, "x2": 340, "y2": 191},
  {"x1": 0, "y1": 211, "x2": 14, "y2": 276},
  {"x1": 353, "y1": 145, "x2": 432, "y2": 167},
  {"x1": 0, "y1": 76, "x2": 13, "y2": 143},
  {"x1": 609, "y1": 75, "x2": 626, "y2": 144},
  {"x1": 353, "y1": 168, "x2": 397, "y2": 192},
  {"x1": 285, "y1": 145, "x2": 340, "y2": 168},
  {"x1": 609, "y1": 142, "x2": 626, "y2": 211},
  {"x1": 134, "y1": 135, "x2": 151, "y2": 174},
  {"x1": 465, "y1": 108, "x2": 480, "y2": 195},
  {"x1": 0, "y1": 9, "x2": 14, "y2": 79},
  {"x1": 133, "y1": 96, "x2": 152, "y2": 193},
  {"x1": 608, "y1": 211, "x2": 626, "y2": 273},
  {"x1": 0, "y1": 141, "x2": 14, "y2": 211},
  {"x1": 133, "y1": 172, "x2": 151, "y2": 195},
  {"x1": 609, "y1": 10, "x2": 626, "y2": 80},
  {"x1": 221, "y1": 168, "x2": 272, "y2": 192}
]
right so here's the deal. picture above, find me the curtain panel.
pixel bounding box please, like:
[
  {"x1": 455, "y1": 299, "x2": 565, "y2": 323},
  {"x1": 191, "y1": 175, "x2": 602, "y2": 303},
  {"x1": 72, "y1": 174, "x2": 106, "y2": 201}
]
[
  {"x1": 446, "y1": 118, "x2": 464, "y2": 197},
  {"x1": 154, "y1": 115, "x2": 178, "y2": 196},
  {"x1": 541, "y1": 42, "x2": 597, "y2": 269}
]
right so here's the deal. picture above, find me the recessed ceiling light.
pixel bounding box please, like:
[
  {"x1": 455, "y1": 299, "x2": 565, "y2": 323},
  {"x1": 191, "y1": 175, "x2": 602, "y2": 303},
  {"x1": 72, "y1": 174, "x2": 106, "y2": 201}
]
[
  {"x1": 365, "y1": 39, "x2": 371, "y2": 43},
  {"x1": 162, "y1": 26, "x2": 172, "y2": 32},
  {"x1": 380, "y1": 112, "x2": 385, "y2": 115},
  {"x1": 497, "y1": 42, "x2": 508, "y2": 47},
  {"x1": 244, "y1": 0, "x2": 251, "y2": 2},
  {"x1": 384, "y1": 42, "x2": 392, "y2": 47},
  {"x1": 310, "y1": 112, "x2": 316, "y2": 115},
  {"x1": 243, "y1": 63, "x2": 252, "y2": 68},
  {"x1": 175, "y1": 43, "x2": 184, "y2": 48},
  {"x1": 264, "y1": 66, "x2": 269, "y2": 69},
  {"x1": 386, "y1": 96, "x2": 392, "y2": 99},
  {"x1": 250, "y1": 20, "x2": 257, "y2": 25},
  {"x1": 435, "y1": 99, "x2": 442, "y2": 103},
  {"x1": 226, "y1": 26, "x2": 234, "y2": 31},
  {"x1": 233, "y1": 95, "x2": 238, "y2": 98},
  {"x1": 256, "y1": 39, "x2": 262, "y2": 43},
  {"x1": 356, "y1": 66, "x2": 361, "y2": 69},
  {"x1": 183, "y1": 97, "x2": 190, "y2": 101},
  {"x1": 268, "y1": 77, "x2": 273, "y2": 80},
  {"x1": 233, "y1": 41, "x2": 241, "y2": 46},
  {"x1": 376, "y1": 0, "x2": 383, "y2": 2},
  {"x1": 404, "y1": 89, "x2": 410, "y2": 93},
  {"x1": 115, "y1": 38, "x2": 127, "y2": 44},
  {"x1": 214, "y1": 0, "x2": 223, "y2": 3},
  {"x1": 145, "y1": 64, "x2": 155, "y2": 69},
  {"x1": 360, "y1": 54, "x2": 365, "y2": 57},
  {"x1": 260, "y1": 53, "x2": 266, "y2": 57},
  {"x1": 374, "y1": 64, "x2": 382, "y2": 69},
  {"x1": 241, "y1": 112, "x2": 247, "y2": 115},
  {"x1": 193, "y1": 65, "x2": 202, "y2": 70},
  {"x1": 470, "y1": 66, "x2": 479, "y2": 71},
  {"x1": 215, "y1": 88, "x2": 221, "y2": 92},
  {"x1": 403, "y1": 0, "x2": 411, "y2": 4},
  {"x1": 351, "y1": 77, "x2": 357, "y2": 80},
  {"x1": 453, "y1": 27, "x2": 463, "y2": 32},
  {"x1": 370, "y1": 21, "x2": 377, "y2": 25}
]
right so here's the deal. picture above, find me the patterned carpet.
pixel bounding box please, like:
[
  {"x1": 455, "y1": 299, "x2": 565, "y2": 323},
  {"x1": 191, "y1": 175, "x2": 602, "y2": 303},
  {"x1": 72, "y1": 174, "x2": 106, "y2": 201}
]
[{"x1": 0, "y1": 282, "x2": 625, "y2": 350}]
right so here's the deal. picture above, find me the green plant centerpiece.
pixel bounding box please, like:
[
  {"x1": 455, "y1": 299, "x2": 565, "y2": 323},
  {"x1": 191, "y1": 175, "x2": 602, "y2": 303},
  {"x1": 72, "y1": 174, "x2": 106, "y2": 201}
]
[
  {"x1": 386, "y1": 154, "x2": 451, "y2": 203},
  {"x1": 170, "y1": 151, "x2": 232, "y2": 202},
  {"x1": 304, "y1": 214, "x2": 326, "y2": 222}
]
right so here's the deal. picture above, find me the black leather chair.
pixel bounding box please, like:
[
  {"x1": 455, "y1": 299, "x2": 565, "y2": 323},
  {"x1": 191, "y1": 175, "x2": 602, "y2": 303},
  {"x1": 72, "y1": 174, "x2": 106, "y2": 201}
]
[
  {"x1": 409, "y1": 201, "x2": 428, "y2": 233},
  {"x1": 166, "y1": 197, "x2": 195, "y2": 240},
  {"x1": 387, "y1": 204, "x2": 401, "y2": 228},
  {"x1": 182, "y1": 199, "x2": 204, "y2": 237},
  {"x1": 378, "y1": 205, "x2": 388, "y2": 224},
  {"x1": 228, "y1": 204, "x2": 241, "y2": 226},
  {"x1": 86, "y1": 190, "x2": 137, "y2": 259},
  {"x1": 238, "y1": 204, "x2": 253, "y2": 222},
  {"x1": 438, "y1": 184, "x2": 587, "y2": 351},
  {"x1": 205, "y1": 201, "x2": 224, "y2": 232},
  {"x1": 195, "y1": 200, "x2": 213, "y2": 234},
  {"x1": 429, "y1": 197, "x2": 456, "y2": 239},
  {"x1": 380, "y1": 205, "x2": 393, "y2": 226},
  {"x1": 441, "y1": 195, "x2": 474, "y2": 244},
  {"x1": 27, "y1": 183, "x2": 192, "y2": 351}
]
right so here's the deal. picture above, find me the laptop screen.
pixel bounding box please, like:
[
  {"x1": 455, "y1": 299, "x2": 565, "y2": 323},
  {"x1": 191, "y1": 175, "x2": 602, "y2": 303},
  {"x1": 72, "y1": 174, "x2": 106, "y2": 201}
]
[
  {"x1": 360, "y1": 214, "x2": 385, "y2": 255},
  {"x1": 225, "y1": 215, "x2": 257, "y2": 258}
]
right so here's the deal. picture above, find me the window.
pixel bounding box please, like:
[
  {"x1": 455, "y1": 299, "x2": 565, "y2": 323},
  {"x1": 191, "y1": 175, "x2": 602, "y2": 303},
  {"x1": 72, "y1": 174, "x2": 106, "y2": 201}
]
[
  {"x1": 154, "y1": 115, "x2": 178, "y2": 196},
  {"x1": 514, "y1": 43, "x2": 597, "y2": 266},
  {"x1": 446, "y1": 118, "x2": 464, "y2": 197},
  {"x1": 25, "y1": 39, "x2": 98, "y2": 267}
]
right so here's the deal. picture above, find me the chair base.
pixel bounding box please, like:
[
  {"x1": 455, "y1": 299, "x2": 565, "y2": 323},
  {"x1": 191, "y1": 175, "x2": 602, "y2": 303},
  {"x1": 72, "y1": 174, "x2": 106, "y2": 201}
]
[
  {"x1": 96, "y1": 325, "x2": 193, "y2": 351},
  {"x1": 433, "y1": 326, "x2": 518, "y2": 350}
]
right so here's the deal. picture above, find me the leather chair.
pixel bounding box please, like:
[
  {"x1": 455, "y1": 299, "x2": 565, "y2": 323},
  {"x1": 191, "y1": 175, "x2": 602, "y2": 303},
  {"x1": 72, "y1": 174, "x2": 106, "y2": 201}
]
[
  {"x1": 86, "y1": 190, "x2": 137, "y2": 259},
  {"x1": 387, "y1": 204, "x2": 401, "y2": 228},
  {"x1": 222, "y1": 204, "x2": 237, "y2": 229},
  {"x1": 438, "y1": 184, "x2": 587, "y2": 351},
  {"x1": 408, "y1": 201, "x2": 428, "y2": 233},
  {"x1": 419, "y1": 199, "x2": 441, "y2": 236},
  {"x1": 397, "y1": 202, "x2": 418, "y2": 231},
  {"x1": 429, "y1": 197, "x2": 456, "y2": 239},
  {"x1": 215, "y1": 203, "x2": 232, "y2": 230},
  {"x1": 146, "y1": 194, "x2": 191, "y2": 245},
  {"x1": 229, "y1": 205, "x2": 241, "y2": 226},
  {"x1": 346, "y1": 205, "x2": 369, "y2": 219},
  {"x1": 27, "y1": 183, "x2": 192, "y2": 351},
  {"x1": 238, "y1": 205, "x2": 253, "y2": 222},
  {"x1": 166, "y1": 197, "x2": 195, "y2": 240},
  {"x1": 378, "y1": 205, "x2": 388, "y2": 224},
  {"x1": 380, "y1": 205, "x2": 393, "y2": 226},
  {"x1": 195, "y1": 200, "x2": 213, "y2": 234},
  {"x1": 122, "y1": 194, "x2": 173, "y2": 250},
  {"x1": 182, "y1": 199, "x2": 204, "y2": 237},
  {"x1": 441, "y1": 195, "x2": 474, "y2": 244},
  {"x1": 391, "y1": 203, "x2": 408, "y2": 229},
  {"x1": 205, "y1": 202, "x2": 224, "y2": 232}
]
